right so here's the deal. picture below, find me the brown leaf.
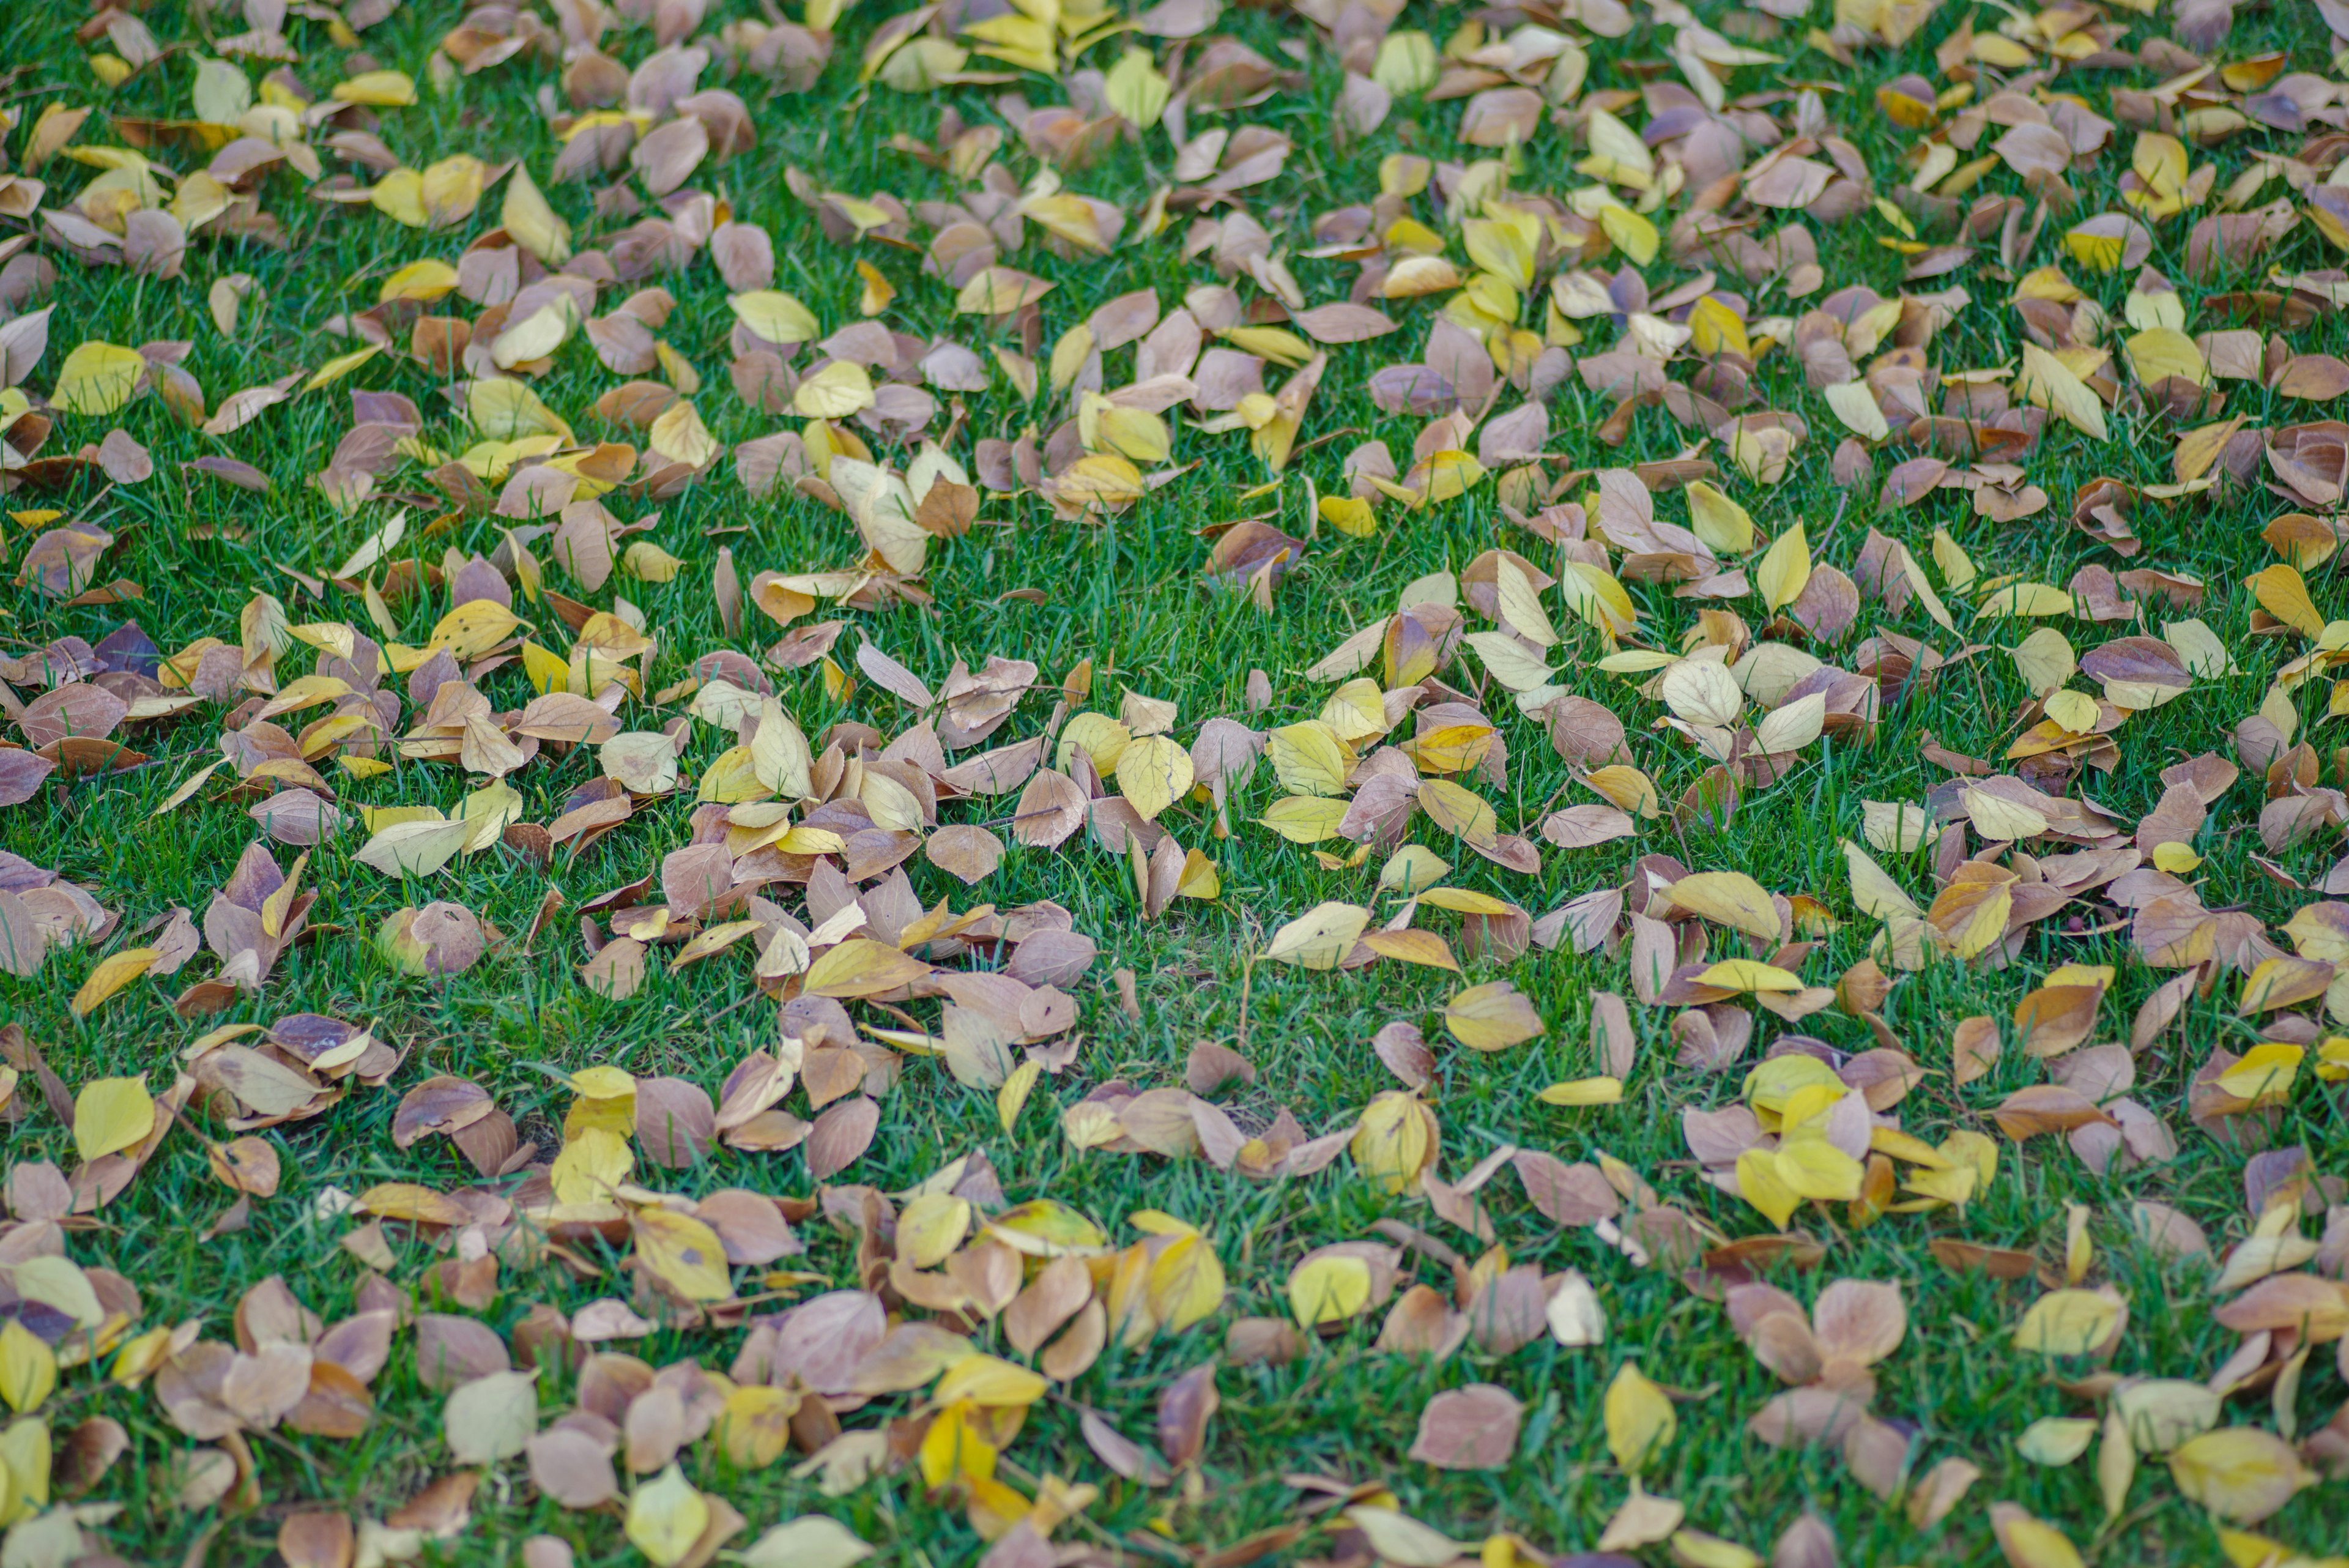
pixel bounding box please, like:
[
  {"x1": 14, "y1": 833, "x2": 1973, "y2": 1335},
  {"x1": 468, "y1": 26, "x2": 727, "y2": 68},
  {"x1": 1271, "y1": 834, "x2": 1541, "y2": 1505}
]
[
  {"x1": 278, "y1": 1513, "x2": 356, "y2": 1568},
  {"x1": 1408, "y1": 1383, "x2": 1522, "y2": 1470},
  {"x1": 1157, "y1": 1361, "x2": 1219, "y2": 1469},
  {"x1": 1291, "y1": 303, "x2": 1400, "y2": 343},
  {"x1": 926, "y1": 823, "x2": 1004, "y2": 885},
  {"x1": 1993, "y1": 1084, "x2": 2118, "y2": 1139},
  {"x1": 636, "y1": 1077, "x2": 715, "y2": 1167},
  {"x1": 806, "y1": 1094, "x2": 880, "y2": 1182},
  {"x1": 1080, "y1": 1407, "x2": 1171, "y2": 1484}
]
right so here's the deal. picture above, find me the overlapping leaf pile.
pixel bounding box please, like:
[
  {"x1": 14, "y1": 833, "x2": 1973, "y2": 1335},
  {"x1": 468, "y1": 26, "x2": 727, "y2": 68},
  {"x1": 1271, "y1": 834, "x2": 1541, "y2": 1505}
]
[{"x1": 6, "y1": 0, "x2": 2349, "y2": 1564}]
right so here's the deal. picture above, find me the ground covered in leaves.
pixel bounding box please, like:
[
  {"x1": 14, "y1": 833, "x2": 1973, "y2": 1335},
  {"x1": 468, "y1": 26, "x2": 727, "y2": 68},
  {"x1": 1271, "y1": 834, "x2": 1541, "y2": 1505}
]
[{"x1": 4, "y1": 0, "x2": 2349, "y2": 1564}]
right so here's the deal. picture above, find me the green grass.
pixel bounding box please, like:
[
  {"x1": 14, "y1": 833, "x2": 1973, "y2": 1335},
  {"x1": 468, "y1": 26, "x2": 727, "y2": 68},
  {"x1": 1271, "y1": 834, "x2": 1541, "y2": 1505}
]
[{"x1": 4, "y1": 0, "x2": 2348, "y2": 1563}]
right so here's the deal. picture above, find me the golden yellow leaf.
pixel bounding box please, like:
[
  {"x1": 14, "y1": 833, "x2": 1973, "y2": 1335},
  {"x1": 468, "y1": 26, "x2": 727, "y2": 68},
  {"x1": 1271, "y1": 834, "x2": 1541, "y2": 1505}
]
[
  {"x1": 71, "y1": 946, "x2": 158, "y2": 1016},
  {"x1": 332, "y1": 70, "x2": 417, "y2": 105},
  {"x1": 1351, "y1": 1090, "x2": 1435, "y2": 1193},
  {"x1": 1444, "y1": 981, "x2": 1546, "y2": 1050},
  {"x1": 935, "y1": 1353, "x2": 1049, "y2": 1408},
  {"x1": 2168, "y1": 1429, "x2": 2312, "y2": 1524},
  {"x1": 2249, "y1": 563, "x2": 2325, "y2": 638},
  {"x1": 2017, "y1": 342, "x2": 2109, "y2": 441},
  {"x1": 1669, "y1": 871, "x2": 1780, "y2": 941},
  {"x1": 1991, "y1": 1503, "x2": 2085, "y2": 1568},
  {"x1": 1755, "y1": 521, "x2": 1811, "y2": 612},
  {"x1": 502, "y1": 158, "x2": 571, "y2": 265},
  {"x1": 73, "y1": 1075, "x2": 155, "y2": 1164},
  {"x1": 0, "y1": 1318, "x2": 58, "y2": 1414},
  {"x1": 1737, "y1": 1147, "x2": 1800, "y2": 1228},
  {"x1": 1146, "y1": 1232, "x2": 1226, "y2": 1332},
  {"x1": 626, "y1": 1465, "x2": 711, "y2": 1568},
  {"x1": 1264, "y1": 901, "x2": 1370, "y2": 970},
  {"x1": 1604, "y1": 1362, "x2": 1674, "y2": 1473},
  {"x1": 1536, "y1": 1076, "x2": 1622, "y2": 1105},
  {"x1": 803, "y1": 937, "x2": 932, "y2": 998},
  {"x1": 1290, "y1": 1254, "x2": 1373, "y2": 1326},
  {"x1": 53, "y1": 341, "x2": 146, "y2": 416},
  {"x1": 1260, "y1": 795, "x2": 1349, "y2": 843},
  {"x1": 730, "y1": 290, "x2": 820, "y2": 346},
  {"x1": 634, "y1": 1208, "x2": 733, "y2": 1302},
  {"x1": 1267, "y1": 722, "x2": 1355, "y2": 797},
  {"x1": 718, "y1": 1385, "x2": 800, "y2": 1470},
  {"x1": 1685, "y1": 480, "x2": 1756, "y2": 554},
  {"x1": 2014, "y1": 1290, "x2": 2122, "y2": 1357},
  {"x1": 793, "y1": 359, "x2": 877, "y2": 419},
  {"x1": 1116, "y1": 734, "x2": 1193, "y2": 821}
]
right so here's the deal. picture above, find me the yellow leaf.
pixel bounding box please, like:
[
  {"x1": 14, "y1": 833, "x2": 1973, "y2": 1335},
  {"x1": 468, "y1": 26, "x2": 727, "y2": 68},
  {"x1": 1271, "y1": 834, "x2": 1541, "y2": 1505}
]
[
  {"x1": 998, "y1": 1060, "x2": 1041, "y2": 1134},
  {"x1": 1821, "y1": 381, "x2": 1891, "y2": 442},
  {"x1": 1698, "y1": 959, "x2": 1802, "y2": 993},
  {"x1": 1146, "y1": 1232, "x2": 1226, "y2": 1332},
  {"x1": 1558, "y1": 560, "x2": 1638, "y2": 634},
  {"x1": 1977, "y1": 581, "x2": 2077, "y2": 619},
  {"x1": 1259, "y1": 795, "x2": 1349, "y2": 843},
  {"x1": 935, "y1": 1353, "x2": 1049, "y2": 1408},
  {"x1": 897, "y1": 1192, "x2": 972, "y2": 1269},
  {"x1": 717, "y1": 1385, "x2": 799, "y2": 1470},
  {"x1": 379, "y1": 259, "x2": 458, "y2": 302},
  {"x1": 1104, "y1": 47, "x2": 1170, "y2": 128},
  {"x1": 1600, "y1": 204, "x2": 1658, "y2": 264},
  {"x1": 2169, "y1": 1429, "x2": 2312, "y2": 1524},
  {"x1": 1537, "y1": 1076, "x2": 1623, "y2": 1105},
  {"x1": 71, "y1": 946, "x2": 158, "y2": 1016},
  {"x1": 985, "y1": 1198, "x2": 1108, "y2": 1257},
  {"x1": 2124, "y1": 327, "x2": 2208, "y2": 387},
  {"x1": 633, "y1": 1208, "x2": 733, "y2": 1302},
  {"x1": 1756, "y1": 521, "x2": 1811, "y2": 612},
  {"x1": 803, "y1": 937, "x2": 931, "y2": 998},
  {"x1": 1684, "y1": 480, "x2": 1755, "y2": 554},
  {"x1": 1843, "y1": 838, "x2": 1921, "y2": 920},
  {"x1": 1585, "y1": 765, "x2": 1661, "y2": 818},
  {"x1": 333, "y1": 70, "x2": 417, "y2": 105},
  {"x1": 2250, "y1": 563, "x2": 2325, "y2": 639},
  {"x1": 2017, "y1": 1416, "x2": 2098, "y2": 1466},
  {"x1": 1351, "y1": 1090, "x2": 1435, "y2": 1193},
  {"x1": 793, "y1": 359, "x2": 877, "y2": 419},
  {"x1": 626, "y1": 1465, "x2": 710, "y2": 1568},
  {"x1": 2009, "y1": 628, "x2": 2076, "y2": 696},
  {"x1": 1290, "y1": 1254, "x2": 1373, "y2": 1326},
  {"x1": 0, "y1": 1319, "x2": 58, "y2": 1414},
  {"x1": 1057, "y1": 712, "x2": 1131, "y2": 775},
  {"x1": 1264, "y1": 901, "x2": 1370, "y2": 970},
  {"x1": 1991, "y1": 1504, "x2": 2085, "y2": 1568},
  {"x1": 1444, "y1": 981, "x2": 1546, "y2": 1050},
  {"x1": 956, "y1": 267, "x2": 1054, "y2": 314},
  {"x1": 1668, "y1": 871, "x2": 1779, "y2": 941},
  {"x1": 1775, "y1": 1136, "x2": 1864, "y2": 1200},
  {"x1": 1579, "y1": 107, "x2": 1655, "y2": 189},
  {"x1": 2017, "y1": 341, "x2": 2109, "y2": 442},
  {"x1": 469, "y1": 377, "x2": 573, "y2": 444},
  {"x1": 1737, "y1": 1147, "x2": 1799, "y2": 1227},
  {"x1": 1360, "y1": 927, "x2": 1459, "y2": 972},
  {"x1": 73, "y1": 1075, "x2": 155, "y2": 1164},
  {"x1": 730, "y1": 290, "x2": 820, "y2": 346},
  {"x1": 1604, "y1": 1362, "x2": 1675, "y2": 1473},
  {"x1": 501, "y1": 158, "x2": 571, "y2": 266},
  {"x1": 1267, "y1": 722, "x2": 1356, "y2": 797},
  {"x1": 549, "y1": 1124, "x2": 634, "y2": 1203},
  {"x1": 53, "y1": 341, "x2": 146, "y2": 416},
  {"x1": 2014, "y1": 1290, "x2": 2122, "y2": 1357},
  {"x1": 1115, "y1": 734, "x2": 1192, "y2": 821}
]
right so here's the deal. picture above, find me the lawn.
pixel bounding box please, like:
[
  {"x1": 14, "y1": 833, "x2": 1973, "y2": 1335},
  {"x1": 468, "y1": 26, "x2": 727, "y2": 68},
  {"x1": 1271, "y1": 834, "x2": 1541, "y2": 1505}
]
[{"x1": 2, "y1": 0, "x2": 2347, "y2": 1564}]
